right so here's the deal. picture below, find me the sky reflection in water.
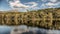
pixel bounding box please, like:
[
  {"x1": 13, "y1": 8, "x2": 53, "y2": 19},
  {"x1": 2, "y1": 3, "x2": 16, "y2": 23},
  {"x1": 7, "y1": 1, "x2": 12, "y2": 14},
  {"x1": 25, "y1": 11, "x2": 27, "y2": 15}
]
[{"x1": 0, "y1": 25, "x2": 60, "y2": 34}]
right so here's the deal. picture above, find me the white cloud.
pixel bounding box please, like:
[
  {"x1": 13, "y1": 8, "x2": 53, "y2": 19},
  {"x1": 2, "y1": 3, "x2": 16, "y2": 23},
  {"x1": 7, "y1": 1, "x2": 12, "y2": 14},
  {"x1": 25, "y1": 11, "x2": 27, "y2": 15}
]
[
  {"x1": 41, "y1": 0, "x2": 48, "y2": 2},
  {"x1": 9, "y1": 0, "x2": 29, "y2": 8},
  {"x1": 41, "y1": 0, "x2": 58, "y2": 8},
  {"x1": 8, "y1": 0, "x2": 38, "y2": 9},
  {"x1": 49, "y1": 0, "x2": 57, "y2": 3},
  {"x1": 45, "y1": 2, "x2": 58, "y2": 6},
  {"x1": 42, "y1": 0, "x2": 57, "y2": 3},
  {"x1": 25, "y1": 2, "x2": 38, "y2": 8},
  {"x1": 41, "y1": 0, "x2": 60, "y2": 8}
]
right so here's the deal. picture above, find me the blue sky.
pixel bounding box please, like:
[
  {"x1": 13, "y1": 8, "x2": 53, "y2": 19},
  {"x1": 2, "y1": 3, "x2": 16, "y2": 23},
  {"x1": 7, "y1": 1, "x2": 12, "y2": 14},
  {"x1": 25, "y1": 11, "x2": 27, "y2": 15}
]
[{"x1": 0, "y1": 0, "x2": 60, "y2": 11}]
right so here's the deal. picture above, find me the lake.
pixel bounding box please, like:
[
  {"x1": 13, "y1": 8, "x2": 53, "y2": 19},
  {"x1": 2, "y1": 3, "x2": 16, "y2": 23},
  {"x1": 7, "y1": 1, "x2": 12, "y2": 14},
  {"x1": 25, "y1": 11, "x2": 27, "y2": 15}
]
[{"x1": 0, "y1": 25, "x2": 60, "y2": 34}]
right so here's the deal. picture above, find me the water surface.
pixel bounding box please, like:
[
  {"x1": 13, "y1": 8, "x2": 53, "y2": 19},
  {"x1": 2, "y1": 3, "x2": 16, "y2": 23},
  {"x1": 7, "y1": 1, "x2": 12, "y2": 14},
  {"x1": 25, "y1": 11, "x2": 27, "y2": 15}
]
[{"x1": 0, "y1": 25, "x2": 60, "y2": 34}]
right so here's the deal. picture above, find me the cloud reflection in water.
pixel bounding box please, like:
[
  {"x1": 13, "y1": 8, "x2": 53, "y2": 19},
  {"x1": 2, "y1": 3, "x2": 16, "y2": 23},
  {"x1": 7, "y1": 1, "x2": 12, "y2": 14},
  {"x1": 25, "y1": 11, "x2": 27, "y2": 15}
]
[{"x1": 0, "y1": 25, "x2": 60, "y2": 34}]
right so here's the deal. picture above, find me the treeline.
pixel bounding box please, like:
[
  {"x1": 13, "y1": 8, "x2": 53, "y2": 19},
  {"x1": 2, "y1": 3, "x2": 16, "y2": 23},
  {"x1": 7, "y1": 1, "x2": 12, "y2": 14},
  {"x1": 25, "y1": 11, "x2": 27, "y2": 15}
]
[{"x1": 0, "y1": 8, "x2": 60, "y2": 29}]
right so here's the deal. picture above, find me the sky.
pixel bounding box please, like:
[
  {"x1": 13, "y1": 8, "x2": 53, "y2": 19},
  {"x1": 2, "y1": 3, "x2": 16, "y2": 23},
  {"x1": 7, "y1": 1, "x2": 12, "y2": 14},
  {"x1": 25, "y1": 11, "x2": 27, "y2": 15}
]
[{"x1": 0, "y1": 0, "x2": 60, "y2": 12}]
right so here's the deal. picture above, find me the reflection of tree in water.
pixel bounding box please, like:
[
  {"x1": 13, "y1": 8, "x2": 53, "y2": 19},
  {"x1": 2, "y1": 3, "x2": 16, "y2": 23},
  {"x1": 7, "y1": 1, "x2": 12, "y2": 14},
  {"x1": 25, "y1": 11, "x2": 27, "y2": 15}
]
[
  {"x1": 21, "y1": 31, "x2": 34, "y2": 34},
  {"x1": 21, "y1": 30, "x2": 47, "y2": 34},
  {"x1": 11, "y1": 25, "x2": 47, "y2": 34}
]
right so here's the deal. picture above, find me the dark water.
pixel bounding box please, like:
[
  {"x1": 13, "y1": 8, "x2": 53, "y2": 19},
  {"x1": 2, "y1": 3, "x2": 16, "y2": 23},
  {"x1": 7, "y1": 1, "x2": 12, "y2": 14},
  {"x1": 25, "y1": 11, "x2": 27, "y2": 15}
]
[{"x1": 0, "y1": 25, "x2": 60, "y2": 34}]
